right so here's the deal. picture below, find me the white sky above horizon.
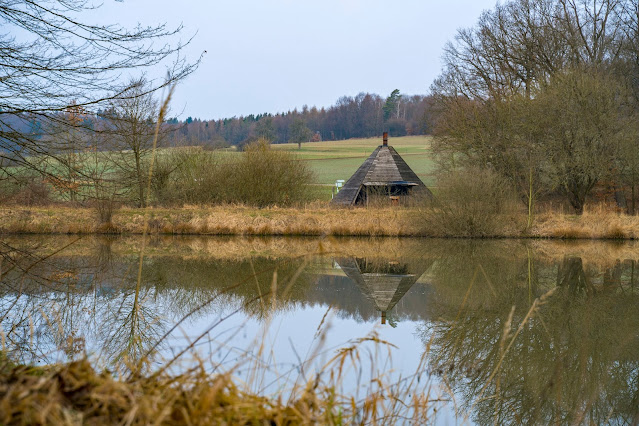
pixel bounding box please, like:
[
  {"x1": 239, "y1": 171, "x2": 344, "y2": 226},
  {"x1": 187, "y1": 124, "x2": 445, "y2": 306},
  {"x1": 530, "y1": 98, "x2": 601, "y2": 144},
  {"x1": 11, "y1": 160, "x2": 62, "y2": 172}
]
[{"x1": 93, "y1": 0, "x2": 497, "y2": 120}]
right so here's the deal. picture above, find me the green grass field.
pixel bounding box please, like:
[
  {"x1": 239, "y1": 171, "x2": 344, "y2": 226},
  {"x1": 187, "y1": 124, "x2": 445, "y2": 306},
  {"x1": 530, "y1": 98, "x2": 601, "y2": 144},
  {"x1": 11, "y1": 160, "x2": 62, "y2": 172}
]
[
  {"x1": 3, "y1": 136, "x2": 437, "y2": 203},
  {"x1": 272, "y1": 135, "x2": 436, "y2": 189}
]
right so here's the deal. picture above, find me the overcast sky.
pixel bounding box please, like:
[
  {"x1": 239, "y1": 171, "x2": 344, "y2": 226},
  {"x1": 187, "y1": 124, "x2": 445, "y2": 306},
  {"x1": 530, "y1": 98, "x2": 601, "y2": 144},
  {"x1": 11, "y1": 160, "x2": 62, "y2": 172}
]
[{"x1": 96, "y1": 0, "x2": 497, "y2": 120}]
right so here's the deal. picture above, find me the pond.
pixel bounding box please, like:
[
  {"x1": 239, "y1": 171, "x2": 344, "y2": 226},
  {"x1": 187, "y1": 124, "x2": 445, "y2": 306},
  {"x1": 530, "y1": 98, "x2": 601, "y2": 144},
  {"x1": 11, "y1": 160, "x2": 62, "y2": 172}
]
[{"x1": 1, "y1": 235, "x2": 638, "y2": 424}]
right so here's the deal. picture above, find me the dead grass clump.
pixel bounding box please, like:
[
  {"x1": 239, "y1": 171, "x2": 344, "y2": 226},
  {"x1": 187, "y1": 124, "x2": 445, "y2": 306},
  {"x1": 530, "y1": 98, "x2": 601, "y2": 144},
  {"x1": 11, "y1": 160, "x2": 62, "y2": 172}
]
[
  {"x1": 95, "y1": 222, "x2": 121, "y2": 234},
  {"x1": 531, "y1": 204, "x2": 639, "y2": 239},
  {"x1": 548, "y1": 225, "x2": 589, "y2": 239},
  {"x1": 0, "y1": 332, "x2": 437, "y2": 425},
  {"x1": 0, "y1": 359, "x2": 310, "y2": 424},
  {"x1": 330, "y1": 226, "x2": 351, "y2": 236},
  {"x1": 256, "y1": 224, "x2": 273, "y2": 235},
  {"x1": 211, "y1": 225, "x2": 234, "y2": 235},
  {"x1": 172, "y1": 223, "x2": 196, "y2": 234},
  {"x1": 604, "y1": 225, "x2": 627, "y2": 239}
]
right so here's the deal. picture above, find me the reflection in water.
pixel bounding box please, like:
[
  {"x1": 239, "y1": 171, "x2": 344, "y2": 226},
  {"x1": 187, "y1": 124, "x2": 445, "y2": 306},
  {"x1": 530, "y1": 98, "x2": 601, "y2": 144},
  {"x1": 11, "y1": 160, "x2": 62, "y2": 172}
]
[
  {"x1": 0, "y1": 236, "x2": 638, "y2": 422},
  {"x1": 423, "y1": 243, "x2": 639, "y2": 424},
  {"x1": 336, "y1": 257, "x2": 430, "y2": 325}
]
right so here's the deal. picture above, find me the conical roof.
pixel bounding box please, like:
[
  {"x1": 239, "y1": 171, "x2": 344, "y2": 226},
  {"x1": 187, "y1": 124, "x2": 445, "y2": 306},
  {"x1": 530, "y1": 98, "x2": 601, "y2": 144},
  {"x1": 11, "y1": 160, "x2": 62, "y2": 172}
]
[
  {"x1": 335, "y1": 257, "x2": 433, "y2": 315},
  {"x1": 331, "y1": 144, "x2": 432, "y2": 205}
]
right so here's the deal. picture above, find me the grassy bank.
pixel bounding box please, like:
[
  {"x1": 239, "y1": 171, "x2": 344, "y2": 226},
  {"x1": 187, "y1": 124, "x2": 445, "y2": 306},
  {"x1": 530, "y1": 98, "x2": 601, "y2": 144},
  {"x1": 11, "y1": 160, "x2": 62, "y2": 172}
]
[
  {"x1": 0, "y1": 339, "x2": 436, "y2": 425},
  {"x1": 0, "y1": 205, "x2": 422, "y2": 236},
  {"x1": 1, "y1": 204, "x2": 639, "y2": 239}
]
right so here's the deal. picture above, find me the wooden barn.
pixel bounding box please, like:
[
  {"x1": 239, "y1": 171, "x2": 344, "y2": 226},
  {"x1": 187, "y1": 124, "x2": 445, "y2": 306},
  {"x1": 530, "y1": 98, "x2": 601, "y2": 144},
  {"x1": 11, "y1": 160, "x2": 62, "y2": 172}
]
[{"x1": 331, "y1": 133, "x2": 433, "y2": 206}]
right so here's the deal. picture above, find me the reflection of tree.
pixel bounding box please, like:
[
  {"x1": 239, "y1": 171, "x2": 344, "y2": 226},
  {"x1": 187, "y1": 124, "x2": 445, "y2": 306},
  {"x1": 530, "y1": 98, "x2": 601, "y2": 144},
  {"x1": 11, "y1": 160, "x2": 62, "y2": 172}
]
[
  {"x1": 556, "y1": 257, "x2": 593, "y2": 295},
  {"x1": 0, "y1": 238, "x2": 169, "y2": 370},
  {"x1": 0, "y1": 239, "x2": 317, "y2": 369},
  {"x1": 423, "y1": 253, "x2": 639, "y2": 424},
  {"x1": 96, "y1": 286, "x2": 165, "y2": 369},
  {"x1": 139, "y1": 255, "x2": 314, "y2": 320}
]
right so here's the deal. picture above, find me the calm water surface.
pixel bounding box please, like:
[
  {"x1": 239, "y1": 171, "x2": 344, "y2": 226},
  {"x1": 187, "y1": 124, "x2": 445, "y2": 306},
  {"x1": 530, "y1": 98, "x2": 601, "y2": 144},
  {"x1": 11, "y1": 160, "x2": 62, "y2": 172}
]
[{"x1": 1, "y1": 235, "x2": 638, "y2": 424}]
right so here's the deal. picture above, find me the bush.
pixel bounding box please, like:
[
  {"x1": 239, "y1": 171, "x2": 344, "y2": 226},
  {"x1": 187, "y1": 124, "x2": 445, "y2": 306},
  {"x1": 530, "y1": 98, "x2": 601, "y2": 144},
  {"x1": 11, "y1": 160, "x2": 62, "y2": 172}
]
[
  {"x1": 4, "y1": 179, "x2": 52, "y2": 206},
  {"x1": 225, "y1": 140, "x2": 314, "y2": 207},
  {"x1": 158, "y1": 140, "x2": 314, "y2": 207},
  {"x1": 158, "y1": 147, "x2": 222, "y2": 205},
  {"x1": 422, "y1": 167, "x2": 518, "y2": 237}
]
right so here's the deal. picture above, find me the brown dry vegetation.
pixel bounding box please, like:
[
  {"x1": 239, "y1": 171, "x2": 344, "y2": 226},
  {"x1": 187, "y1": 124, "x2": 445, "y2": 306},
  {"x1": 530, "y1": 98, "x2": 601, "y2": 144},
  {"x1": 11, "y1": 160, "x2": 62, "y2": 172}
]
[
  {"x1": 0, "y1": 342, "x2": 435, "y2": 425},
  {"x1": 529, "y1": 204, "x2": 639, "y2": 239},
  {"x1": 0, "y1": 205, "x2": 422, "y2": 237},
  {"x1": 3, "y1": 203, "x2": 639, "y2": 239}
]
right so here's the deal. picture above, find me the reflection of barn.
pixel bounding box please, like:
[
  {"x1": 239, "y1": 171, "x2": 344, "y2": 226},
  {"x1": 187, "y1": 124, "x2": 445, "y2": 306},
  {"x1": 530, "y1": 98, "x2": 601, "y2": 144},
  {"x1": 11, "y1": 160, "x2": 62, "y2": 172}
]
[
  {"x1": 331, "y1": 133, "x2": 433, "y2": 206},
  {"x1": 335, "y1": 257, "x2": 432, "y2": 324}
]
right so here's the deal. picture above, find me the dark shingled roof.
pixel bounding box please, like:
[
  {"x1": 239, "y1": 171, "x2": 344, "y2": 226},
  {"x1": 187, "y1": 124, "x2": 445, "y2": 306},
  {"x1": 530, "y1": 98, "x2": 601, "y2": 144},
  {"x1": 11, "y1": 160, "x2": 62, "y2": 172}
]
[{"x1": 331, "y1": 145, "x2": 433, "y2": 205}]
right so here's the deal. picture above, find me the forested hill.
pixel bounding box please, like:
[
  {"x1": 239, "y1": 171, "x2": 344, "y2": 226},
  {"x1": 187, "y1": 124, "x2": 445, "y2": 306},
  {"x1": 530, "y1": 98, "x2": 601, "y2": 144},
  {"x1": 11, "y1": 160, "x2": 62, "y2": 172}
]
[{"x1": 165, "y1": 91, "x2": 433, "y2": 148}]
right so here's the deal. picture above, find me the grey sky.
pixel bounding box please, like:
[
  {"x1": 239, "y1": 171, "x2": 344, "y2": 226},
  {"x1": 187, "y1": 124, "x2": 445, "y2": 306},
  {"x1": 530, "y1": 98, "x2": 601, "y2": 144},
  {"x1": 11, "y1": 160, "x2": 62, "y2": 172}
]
[{"x1": 96, "y1": 0, "x2": 497, "y2": 120}]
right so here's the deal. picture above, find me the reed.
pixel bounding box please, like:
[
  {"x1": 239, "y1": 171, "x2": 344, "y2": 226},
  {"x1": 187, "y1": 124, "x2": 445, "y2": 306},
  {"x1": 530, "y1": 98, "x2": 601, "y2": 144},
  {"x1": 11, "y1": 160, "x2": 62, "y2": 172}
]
[
  {"x1": 531, "y1": 203, "x2": 639, "y2": 239},
  {"x1": 0, "y1": 333, "x2": 439, "y2": 425},
  {"x1": 2, "y1": 202, "x2": 639, "y2": 239}
]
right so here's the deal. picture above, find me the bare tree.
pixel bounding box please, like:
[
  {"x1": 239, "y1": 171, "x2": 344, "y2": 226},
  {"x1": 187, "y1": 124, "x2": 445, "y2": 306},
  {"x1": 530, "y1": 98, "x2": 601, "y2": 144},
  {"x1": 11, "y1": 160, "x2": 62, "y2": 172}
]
[
  {"x1": 432, "y1": 0, "x2": 634, "y2": 215},
  {"x1": 0, "y1": 0, "x2": 199, "y2": 178},
  {"x1": 105, "y1": 79, "x2": 163, "y2": 208}
]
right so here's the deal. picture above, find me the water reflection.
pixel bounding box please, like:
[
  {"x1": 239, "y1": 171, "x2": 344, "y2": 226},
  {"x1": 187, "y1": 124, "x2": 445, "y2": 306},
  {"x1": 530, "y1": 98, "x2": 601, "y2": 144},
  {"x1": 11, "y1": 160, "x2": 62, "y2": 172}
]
[
  {"x1": 422, "y1": 242, "x2": 639, "y2": 424},
  {"x1": 0, "y1": 236, "x2": 638, "y2": 422},
  {"x1": 335, "y1": 257, "x2": 431, "y2": 325}
]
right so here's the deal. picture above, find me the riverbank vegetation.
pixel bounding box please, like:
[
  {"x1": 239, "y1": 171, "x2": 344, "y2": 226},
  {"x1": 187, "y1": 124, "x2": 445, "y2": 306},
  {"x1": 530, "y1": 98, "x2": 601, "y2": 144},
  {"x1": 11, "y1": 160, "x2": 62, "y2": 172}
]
[
  {"x1": 0, "y1": 343, "x2": 435, "y2": 425},
  {"x1": 2, "y1": 203, "x2": 639, "y2": 239}
]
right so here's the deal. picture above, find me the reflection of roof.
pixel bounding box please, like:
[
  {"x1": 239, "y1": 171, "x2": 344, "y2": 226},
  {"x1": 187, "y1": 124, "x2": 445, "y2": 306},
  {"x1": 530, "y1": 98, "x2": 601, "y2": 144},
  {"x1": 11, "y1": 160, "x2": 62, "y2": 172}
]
[
  {"x1": 336, "y1": 257, "x2": 432, "y2": 314},
  {"x1": 331, "y1": 145, "x2": 433, "y2": 205}
]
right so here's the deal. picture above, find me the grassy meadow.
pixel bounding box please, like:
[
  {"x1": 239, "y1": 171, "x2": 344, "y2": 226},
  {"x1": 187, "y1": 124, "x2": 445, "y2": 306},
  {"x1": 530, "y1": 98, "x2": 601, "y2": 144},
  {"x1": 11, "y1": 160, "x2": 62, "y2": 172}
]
[
  {"x1": 1, "y1": 136, "x2": 435, "y2": 203},
  {"x1": 273, "y1": 136, "x2": 436, "y2": 195}
]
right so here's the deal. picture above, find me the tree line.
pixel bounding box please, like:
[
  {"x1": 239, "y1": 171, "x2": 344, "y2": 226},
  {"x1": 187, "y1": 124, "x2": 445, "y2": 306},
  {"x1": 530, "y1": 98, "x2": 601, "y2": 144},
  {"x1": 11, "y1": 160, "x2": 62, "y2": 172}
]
[
  {"x1": 431, "y1": 0, "x2": 639, "y2": 216},
  {"x1": 166, "y1": 91, "x2": 433, "y2": 148}
]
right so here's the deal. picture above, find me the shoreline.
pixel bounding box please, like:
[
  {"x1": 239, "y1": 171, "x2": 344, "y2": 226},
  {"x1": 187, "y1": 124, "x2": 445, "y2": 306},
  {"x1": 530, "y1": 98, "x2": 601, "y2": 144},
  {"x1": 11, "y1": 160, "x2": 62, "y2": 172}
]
[{"x1": 1, "y1": 205, "x2": 638, "y2": 240}]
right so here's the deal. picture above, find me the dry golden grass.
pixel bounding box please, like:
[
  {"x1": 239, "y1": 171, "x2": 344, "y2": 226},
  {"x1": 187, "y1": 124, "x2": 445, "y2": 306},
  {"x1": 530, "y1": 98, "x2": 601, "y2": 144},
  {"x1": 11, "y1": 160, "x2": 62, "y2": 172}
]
[
  {"x1": 0, "y1": 205, "x2": 424, "y2": 237},
  {"x1": 3, "y1": 203, "x2": 639, "y2": 239},
  {"x1": 0, "y1": 334, "x2": 436, "y2": 425},
  {"x1": 0, "y1": 359, "x2": 336, "y2": 424},
  {"x1": 530, "y1": 204, "x2": 639, "y2": 239}
]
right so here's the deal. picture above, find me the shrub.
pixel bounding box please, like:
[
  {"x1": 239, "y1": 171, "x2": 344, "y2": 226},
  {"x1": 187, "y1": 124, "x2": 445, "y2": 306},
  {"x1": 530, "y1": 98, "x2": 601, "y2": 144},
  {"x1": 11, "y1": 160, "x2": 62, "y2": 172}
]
[
  {"x1": 155, "y1": 147, "x2": 222, "y2": 205},
  {"x1": 225, "y1": 140, "x2": 314, "y2": 207},
  {"x1": 422, "y1": 167, "x2": 518, "y2": 237},
  {"x1": 159, "y1": 140, "x2": 314, "y2": 207},
  {"x1": 6, "y1": 179, "x2": 52, "y2": 206}
]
